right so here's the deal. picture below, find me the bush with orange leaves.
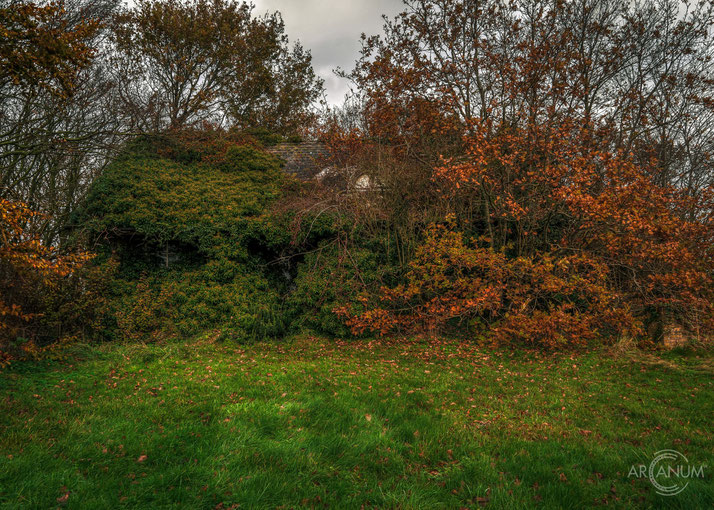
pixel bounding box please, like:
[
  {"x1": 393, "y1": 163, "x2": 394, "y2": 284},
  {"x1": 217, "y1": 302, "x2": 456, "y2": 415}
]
[
  {"x1": 335, "y1": 220, "x2": 645, "y2": 348},
  {"x1": 335, "y1": 125, "x2": 714, "y2": 346},
  {"x1": 0, "y1": 198, "x2": 91, "y2": 364},
  {"x1": 439, "y1": 119, "x2": 714, "y2": 342},
  {"x1": 328, "y1": 0, "x2": 714, "y2": 346}
]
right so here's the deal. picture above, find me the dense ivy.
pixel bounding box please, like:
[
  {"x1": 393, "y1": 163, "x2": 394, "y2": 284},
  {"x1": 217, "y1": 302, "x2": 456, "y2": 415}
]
[
  {"x1": 81, "y1": 138, "x2": 286, "y2": 257},
  {"x1": 79, "y1": 136, "x2": 292, "y2": 341}
]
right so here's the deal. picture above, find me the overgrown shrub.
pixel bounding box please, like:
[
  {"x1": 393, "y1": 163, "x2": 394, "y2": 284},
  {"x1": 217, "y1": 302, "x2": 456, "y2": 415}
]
[
  {"x1": 222, "y1": 145, "x2": 282, "y2": 173},
  {"x1": 78, "y1": 135, "x2": 292, "y2": 343},
  {"x1": 35, "y1": 257, "x2": 119, "y2": 344},
  {"x1": 111, "y1": 262, "x2": 286, "y2": 342},
  {"x1": 243, "y1": 127, "x2": 301, "y2": 146},
  {"x1": 114, "y1": 275, "x2": 176, "y2": 342},
  {"x1": 335, "y1": 221, "x2": 642, "y2": 348},
  {"x1": 0, "y1": 198, "x2": 93, "y2": 364},
  {"x1": 287, "y1": 241, "x2": 396, "y2": 337}
]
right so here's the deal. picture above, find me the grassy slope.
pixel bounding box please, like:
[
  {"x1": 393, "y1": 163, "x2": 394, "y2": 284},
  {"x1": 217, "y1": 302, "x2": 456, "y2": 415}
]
[{"x1": 0, "y1": 337, "x2": 712, "y2": 509}]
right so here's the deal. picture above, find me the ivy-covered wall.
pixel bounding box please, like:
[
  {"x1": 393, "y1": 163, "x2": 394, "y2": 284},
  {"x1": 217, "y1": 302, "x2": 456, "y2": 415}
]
[{"x1": 78, "y1": 135, "x2": 295, "y2": 341}]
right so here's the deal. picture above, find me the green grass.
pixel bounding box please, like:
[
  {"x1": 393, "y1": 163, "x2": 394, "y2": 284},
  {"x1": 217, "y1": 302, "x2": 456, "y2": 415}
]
[{"x1": 1, "y1": 336, "x2": 712, "y2": 509}]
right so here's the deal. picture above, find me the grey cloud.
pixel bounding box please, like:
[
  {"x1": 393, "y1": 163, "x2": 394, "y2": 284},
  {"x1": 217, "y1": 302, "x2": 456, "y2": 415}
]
[{"x1": 252, "y1": 0, "x2": 404, "y2": 104}]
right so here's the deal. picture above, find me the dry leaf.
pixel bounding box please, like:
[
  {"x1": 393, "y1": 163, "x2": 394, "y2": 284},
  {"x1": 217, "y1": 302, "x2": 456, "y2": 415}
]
[{"x1": 57, "y1": 489, "x2": 70, "y2": 504}]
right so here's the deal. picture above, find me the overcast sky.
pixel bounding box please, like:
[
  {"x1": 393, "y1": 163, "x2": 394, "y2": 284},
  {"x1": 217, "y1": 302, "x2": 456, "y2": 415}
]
[{"x1": 251, "y1": 0, "x2": 404, "y2": 105}]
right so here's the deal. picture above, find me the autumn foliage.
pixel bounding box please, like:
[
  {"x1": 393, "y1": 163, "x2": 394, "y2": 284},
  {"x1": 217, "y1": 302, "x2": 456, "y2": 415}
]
[
  {"x1": 328, "y1": 0, "x2": 714, "y2": 346},
  {"x1": 110, "y1": 0, "x2": 323, "y2": 133},
  {"x1": 0, "y1": 198, "x2": 90, "y2": 363},
  {"x1": 0, "y1": 0, "x2": 99, "y2": 98},
  {"x1": 1, "y1": 0, "x2": 712, "y2": 352},
  {"x1": 335, "y1": 220, "x2": 639, "y2": 347}
]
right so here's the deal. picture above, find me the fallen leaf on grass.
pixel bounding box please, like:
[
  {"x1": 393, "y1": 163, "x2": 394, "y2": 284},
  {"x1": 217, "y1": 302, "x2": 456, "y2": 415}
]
[
  {"x1": 57, "y1": 488, "x2": 69, "y2": 504},
  {"x1": 475, "y1": 496, "x2": 489, "y2": 506}
]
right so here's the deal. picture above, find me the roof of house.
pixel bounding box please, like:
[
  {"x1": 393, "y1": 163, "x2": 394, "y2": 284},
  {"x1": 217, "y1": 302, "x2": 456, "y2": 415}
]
[{"x1": 265, "y1": 141, "x2": 331, "y2": 180}]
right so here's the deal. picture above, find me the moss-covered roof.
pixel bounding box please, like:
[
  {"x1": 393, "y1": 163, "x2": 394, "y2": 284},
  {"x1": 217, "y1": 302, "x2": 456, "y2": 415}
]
[{"x1": 79, "y1": 138, "x2": 288, "y2": 261}]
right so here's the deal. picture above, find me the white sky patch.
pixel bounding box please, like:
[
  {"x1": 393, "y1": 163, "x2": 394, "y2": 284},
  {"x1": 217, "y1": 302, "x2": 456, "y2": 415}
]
[{"x1": 251, "y1": 0, "x2": 404, "y2": 105}]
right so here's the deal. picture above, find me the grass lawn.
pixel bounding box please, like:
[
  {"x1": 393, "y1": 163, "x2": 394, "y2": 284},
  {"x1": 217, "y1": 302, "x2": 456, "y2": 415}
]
[{"x1": 0, "y1": 336, "x2": 712, "y2": 509}]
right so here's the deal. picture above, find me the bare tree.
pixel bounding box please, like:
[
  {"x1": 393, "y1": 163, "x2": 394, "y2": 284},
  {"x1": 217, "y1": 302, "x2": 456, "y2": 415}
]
[
  {"x1": 110, "y1": 0, "x2": 324, "y2": 134},
  {"x1": 0, "y1": 0, "x2": 124, "y2": 245}
]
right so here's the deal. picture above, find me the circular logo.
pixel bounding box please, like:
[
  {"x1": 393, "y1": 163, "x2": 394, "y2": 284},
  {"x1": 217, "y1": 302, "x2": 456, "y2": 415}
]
[{"x1": 648, "y1": 450, "x2": 690, "y2": 496}]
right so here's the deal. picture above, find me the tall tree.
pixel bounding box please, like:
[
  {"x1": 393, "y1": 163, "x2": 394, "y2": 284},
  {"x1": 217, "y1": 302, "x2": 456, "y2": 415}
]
[
  {"x1": 0, "y1": 0, "x2": 98, "y2": 97},
  {"x1": 111, "y1": 0, "x2": 324, "y2": 134},
  {"x1": 329, "y1": 0, "x2": 714, "y2": 340},
  {"x1": 0, "y1": 0, "x2": 122, "y2": 245},
  {"x1": 347, "y1": 0, "x2": 714, "y2": 198}
]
